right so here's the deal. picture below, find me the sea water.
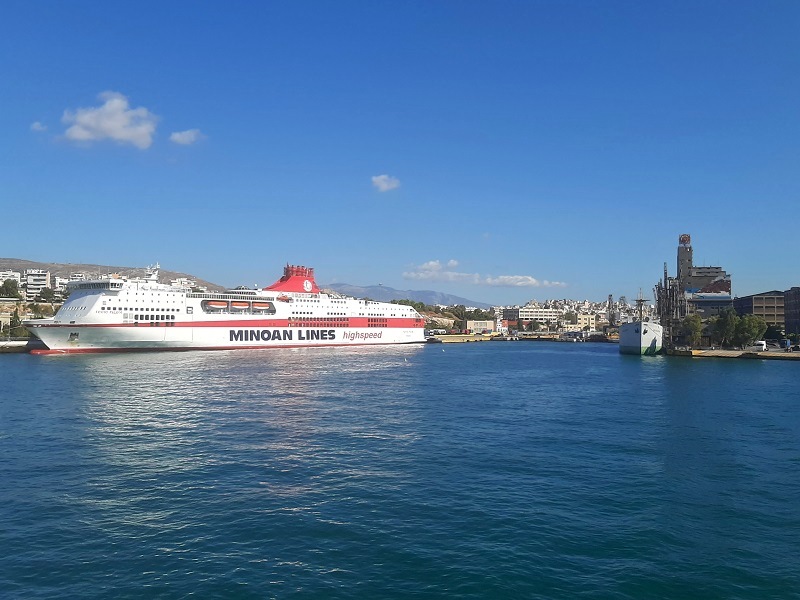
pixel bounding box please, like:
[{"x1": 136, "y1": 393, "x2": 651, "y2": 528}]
[{"x1": 1, "y1": 342, "x2": 798, "y2": 599}]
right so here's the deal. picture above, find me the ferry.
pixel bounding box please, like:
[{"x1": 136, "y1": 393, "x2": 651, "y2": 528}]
[{"x1": 24, "y1": 264, "x2": 427, "y2": 354}]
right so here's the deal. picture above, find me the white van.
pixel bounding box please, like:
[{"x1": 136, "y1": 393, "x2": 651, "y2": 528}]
[{"x1": 752, "y1": 341, "x2": 767, "y2": 352}]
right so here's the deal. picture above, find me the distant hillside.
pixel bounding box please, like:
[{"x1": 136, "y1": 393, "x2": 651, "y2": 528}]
[
  {"x1": 0, "y1": 258, "x2": 226, "y2": 292},
  {"x1": 0, "y1": 258, "x2": 492, "y2": 308},
  {"x1": 324, "y1": 283, "x2": 492, "y2": 309}
]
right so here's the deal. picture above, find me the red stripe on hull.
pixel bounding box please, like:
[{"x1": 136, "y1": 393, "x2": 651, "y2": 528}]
[
  {"x1": 30, "y1": 340, "x2": 425, "y2": 355},
  {"x1": 33, "y1": 318, "x2": 424, "y2": 329}
]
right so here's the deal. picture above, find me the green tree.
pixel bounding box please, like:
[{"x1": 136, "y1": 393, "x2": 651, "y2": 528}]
[
  {"x1": 563, "y1": 311, "x2": 578, "y2": 325},
  {"x1": 465, "y1": 308, "x2": 493, "y2": 321},
  {"x1": 763, "y1": 324, "x2": 784, "y2": 340},
  {"x1": 0, "y1": 279, "x2": 22, "y2": 299},
  {"x1": 391, "y1": 299, "x2": 428, "y2": 312},
  {"x1": 448, "y1": 305, "x2": 467, "y2": 330},
  {"x1": 712, "y1": 308, "x2": 738, "y2": 347},
  {"x1": 9, "y1": 308, "x2": 27, "y2": 337},
  {"x1": 28, "y1": 303, "x2": 53, "y2": 319},
  {"x1": 36, "y1": 287, "x2": 57, "y2": 302},
  {"x1": 681, "y1": 314, "x2": 703, "y2": 347},
  {"x1": 734, "y1": 315, "x2": 768, "y2": 347}
]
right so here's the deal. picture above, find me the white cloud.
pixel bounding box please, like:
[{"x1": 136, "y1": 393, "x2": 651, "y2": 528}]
[
  {"x1": 403, "y1": 260, "x2": 480, "y2": 283},
  {"x1": 170, "y1": 128, "x2": 204, "y2": 145},
  {"x1": 61, "y1": 91, "x2": 158, "y2": 149},
  {"x1": 403, "y1": 259, "x2": 567, "y2": 288},
  {"x1": 484, "y1": 275, "x2": 566, "y2": 288},
  {"x1": 30, "y1": 121, "x2": 47, "y2": 132},
  {"x1": 371, "y1": 174, "x2": 401, "y2": 192}
]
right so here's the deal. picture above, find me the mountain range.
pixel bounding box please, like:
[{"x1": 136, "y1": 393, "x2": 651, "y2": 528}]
[
  {"x1": 324, "y1": 283, "x2": 491, "y2": 309},
  {"x1": 0, "y1": 259, "x2": 492, "y2": 309}
]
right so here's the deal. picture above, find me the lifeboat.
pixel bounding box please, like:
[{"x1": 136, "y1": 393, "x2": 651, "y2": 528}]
[
  {"x1": 230, "y1": 301, "x2": 250, "y2": 310},
  {"x1": 252, "y1": 302, "x2": 273, "y2": 310},
  {"x1": 276, "y1": 295, "x2": 292, "y2": 303},
  {"x1": 203, "y1": 300, "x2": 228, "y2": 311}
]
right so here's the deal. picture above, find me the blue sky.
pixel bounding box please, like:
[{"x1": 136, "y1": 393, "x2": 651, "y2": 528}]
[{"x1": 2, "y1": 1, "x2": 798, "y2": 305}]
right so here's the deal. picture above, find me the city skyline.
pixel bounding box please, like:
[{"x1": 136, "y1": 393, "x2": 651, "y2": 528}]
[{"x1": 3, "y1": 2, "x2": 798, "y2": 305}]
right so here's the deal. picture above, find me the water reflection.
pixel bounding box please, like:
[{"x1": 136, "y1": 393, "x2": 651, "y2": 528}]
[{"x1": 71, "y1": 345, "x2": 427, "y2": 498}]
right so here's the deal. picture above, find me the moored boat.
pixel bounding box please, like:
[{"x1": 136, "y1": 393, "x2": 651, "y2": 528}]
[
  {"x1": 619, "y1": 292, "x2": 663, "y2": 355},
  {"x1": 24, "y1": 264, "x2": 426, "y2": 354},
  {"x1": 619, "y1": 320, "x2": 663, "y2": 355}
]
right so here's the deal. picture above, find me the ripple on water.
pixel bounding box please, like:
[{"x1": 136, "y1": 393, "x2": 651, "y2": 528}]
[{"x1": 1, "y1": 345, "x2": 799, "y2": 598}]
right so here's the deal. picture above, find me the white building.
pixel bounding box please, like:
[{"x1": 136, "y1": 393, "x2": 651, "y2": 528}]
[
  {"x1": 519, "y1": 306, "x2": 560, "y2": 324},
  {"x1": 25, "y1": 269, "x2": 51, "y2": 301},
  {"x1": 0, "y1": 270, "x2": 22, "y2": 285},
  {"x1": 171, "y1": 277, "x2": 196, "y2": 288}
]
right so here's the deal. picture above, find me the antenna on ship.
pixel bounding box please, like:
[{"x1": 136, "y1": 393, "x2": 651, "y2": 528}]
[
  {"x1": 636, "y1": 288, "x2": 646, "y2": 322},
  {"x1": 145, "y1": 263, "x2": 160, "y2": 282}
]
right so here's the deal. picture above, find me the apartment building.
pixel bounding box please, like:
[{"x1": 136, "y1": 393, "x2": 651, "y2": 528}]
[
  {"x1": 0, "y1": 270, "x2": 22, "y2": 285},
  {"x1": 24, "y1": 269, "x2": 51, "y2": 301},
  {"x1": 518, "y1": 306, "x2": 560, "y2": 324}
]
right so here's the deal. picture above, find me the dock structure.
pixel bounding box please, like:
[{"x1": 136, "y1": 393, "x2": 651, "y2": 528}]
[
  {"x1": 429, "y1": 334, "x2": 499, "y2": 343},
  {"x1": 0, "y1": 338, "x2": 45, "y2": 353},
  {"x1": 668, "y1": 348, "x2": 800, "y2": 360}
]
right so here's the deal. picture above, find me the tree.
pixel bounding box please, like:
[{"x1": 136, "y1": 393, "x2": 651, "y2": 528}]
[
  {"x1": 734, "y1": 315, "x2": 768, "y2": 348},
  {"x1": 712, "y1": 308, "x2": 738, "y2": 347},
  {"x1": 563, "y1": 311, "x2": 578, "y2": 325},
  {"x1": 391, "y1": 299, "x2": 428, "y2": 313},
  {"x1": 36, "y1": 287, "x2": 57, "y2": 302},
  {"x1": 681, "y1": 314, "x2": 703, "y2": 347},
  {"x1": 28, "y1": 303, "x2": 53, "y2": 319},
  {"x1": 448, "y1": 305, "x2": 467, "y2": 329},
  {"x1": 764, "y1": 324, "x2": 784, "y2": 340},
  {"x1": 9, "y1": 308, "x2": 27, "y2": 337},
  {"x1": 0, "y1": 279, "x2": 22, "y2": 299},
  {"x1": 465, "y1": 308, "x2": 493, "y2": 321}
]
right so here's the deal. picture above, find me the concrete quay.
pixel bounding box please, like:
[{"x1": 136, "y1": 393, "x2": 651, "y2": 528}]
[
  {"x1": 429, "y1": 334, "x2": 498, "y2": 343},
  {"x1": 668, "y1": 348, "x2": 800, "y2": 361},
  {"x1": 0, "y1": 338, "x2": 47, "y2": 353}
]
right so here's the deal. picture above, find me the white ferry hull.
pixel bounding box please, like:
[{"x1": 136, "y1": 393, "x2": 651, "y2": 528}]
[
  {"x1": 26, "y1": 323, "x2": 424, "y2": 354},
  {"x1": 619, "y1": 321, "x2": 663, "y2": 356}
]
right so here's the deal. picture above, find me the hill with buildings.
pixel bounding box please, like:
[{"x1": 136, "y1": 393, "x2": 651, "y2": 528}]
[
  {"x1": 0, "y1": 258, "x2": 491, "y2": 308},
  {"x1": 0, "y1": 258, "x2": 226, "y2": 293}
]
